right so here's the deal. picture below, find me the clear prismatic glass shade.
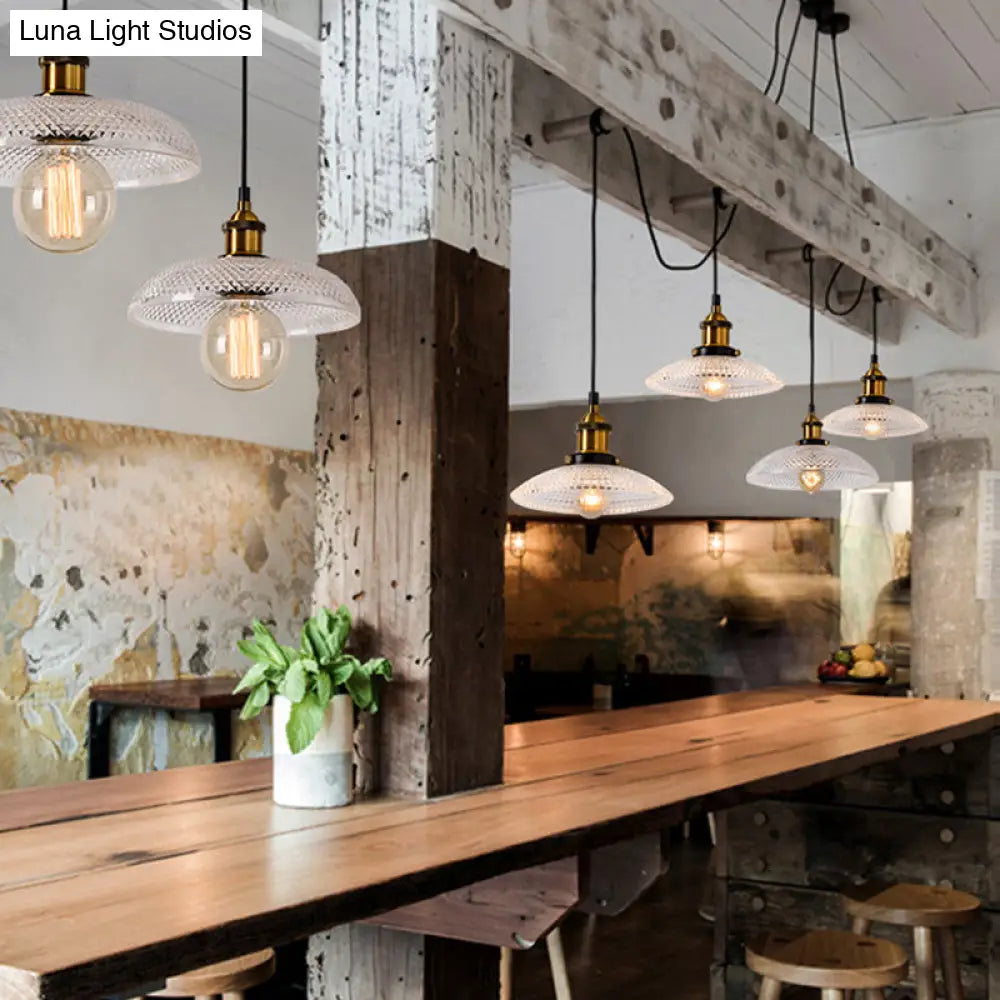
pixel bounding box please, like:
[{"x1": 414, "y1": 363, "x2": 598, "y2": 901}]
[
  {"x1": 510, "y1": 462, "x2": 674, "y2": 519},
  {"x1": 645, "y1": 354, "x2": 784, "y2": 401},
  {"x1": 128, "y1": 255, "x2": 362, "y2": 336},
  {"x1": 822, "y1": 400, "x2": 928, "y2": 440},
  {"x1": 746, "y1": 442, "x2": 878, "y2": 493},
  {"x1": 0, "y1": 95, "x2": 200, "y2": 189}
]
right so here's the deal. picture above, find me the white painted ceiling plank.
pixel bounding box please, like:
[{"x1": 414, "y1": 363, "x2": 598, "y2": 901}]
[{"x1": 920, "y1": 0, "x2": 1000, "y2": 97}]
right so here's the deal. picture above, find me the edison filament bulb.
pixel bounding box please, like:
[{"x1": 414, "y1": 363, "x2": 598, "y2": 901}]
[
  {"x1": 577, "y1": 488, "x2": 607, "y2": 519},
  {"x1": 700, "y1": 376, "x2": 729, "y2": 400},
  {"x1": 798, "y1": 468, "x2": 825, "y2": 494},
  {"x1": 13, "y1": 147, "x2": 115, "y2": 253},
  {"x1": 201, "y1": 301, "x2": 288, "y2": 391}
]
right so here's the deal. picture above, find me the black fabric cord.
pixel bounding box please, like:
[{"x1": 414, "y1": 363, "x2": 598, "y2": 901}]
[
  {"x1": 623, "y1": 126, "x2": 737, "y2": 273},
  {"x1": 804, "y1": 245, "x2": 817, "y2": 414},
  {"x1": 871, "y1": 286, "x2": 882, "y2": 362},
  {"x1": 240, "y1": 0, "x2": 250, "y2": 201},
  {"x1": 763, "y1": 0, "x2": 789, "y2": 96},
  {"x1": 809, "y1": 21, "x2": 820, "y2": 133},
  {"x1": 589, "y1": 113, "x2": 603, "y2": 404},
  {"x1": 774, "y1": 6, "x2": 803, "y2": 105}
]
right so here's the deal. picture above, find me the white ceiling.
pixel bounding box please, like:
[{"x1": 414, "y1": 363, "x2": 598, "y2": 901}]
[{"x1": 664, "y1": 0, "x2": 1000, "y2": 139}]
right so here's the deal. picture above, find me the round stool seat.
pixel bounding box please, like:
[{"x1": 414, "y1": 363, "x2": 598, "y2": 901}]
[
  {"x1": 842, "y1": 883, "x2": 981, "y2": 928},
  {"x1": 746, "y1": 930, "x2": 907, "y2": 991},
  {"x1": 151, "y1": 949, "x2": 276, "y2": 997}
]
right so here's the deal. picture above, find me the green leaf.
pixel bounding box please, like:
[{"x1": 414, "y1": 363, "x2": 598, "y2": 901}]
[
  {"x1": 279, "y1": 660, "x2": 308, "y2": 703},
  {"x1": 236, "y1": 638, "x2": 270, "y2": 664},
  {"x1": 286, "y1": 693, "x2": 326, "y2": 754},
  {"x1": 363, "y1": 657, "x2": 393, "y2": 681},
  {"x1": 299, "y1": 657, "x2": 319, "y2": 673},
  {"x1": 300, "y1": 623, "x2": 317, "y2": 660},
  {"x1": 281, "y1": 645, "x2": 299, "y2": 664},
  {"x1": 251, "y1": 620, "x2": 289, "y2": 667},
  {"x1": 320, "y1": 605, "x2": 352, "y2": 657},
  {"x1": 345, "y1": 669, "x2": 373, "y2": 712},
  {"x1": 233, "y1": 661, "x2": 269, "y2": 694},
  {"x1": 239, "y1": 681, "x2": 271, "y2": 720},
  {"x1": 315, "y1": 670, "x2": 333, "y2": 708},
  {"x1": 331, "y1": 654, "x2": 360, "y2": 689},
  {"x1": 305, "y1": 618, "x2": 333, "y2": 665}
]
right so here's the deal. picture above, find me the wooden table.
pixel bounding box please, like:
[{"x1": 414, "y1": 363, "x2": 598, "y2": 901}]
[
  {"x1": 87, "y1": 678, "x2": 247, "y2": 779},
  {"x1": 1, "y1": 688, "x2": 995, "y2": 1000}
]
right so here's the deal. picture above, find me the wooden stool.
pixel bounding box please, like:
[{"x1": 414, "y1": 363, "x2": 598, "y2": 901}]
[
  {"x1": 746, "y1": 929, "x2": 907, "y2": 999},
  {"x1": 143, "y1": 949, "x2": 276, "y2": 999},
  {"x1": 842, "y1": 883, "x2": 982, "y2": 1000},
  {"x1": 500, "y1": 927, "x2": 571, "y2": 1000}
]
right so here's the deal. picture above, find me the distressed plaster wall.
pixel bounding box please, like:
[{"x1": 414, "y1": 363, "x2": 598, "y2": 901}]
[
  {"x1": 0, "y1": 408, "x2": 314, "y2": 790},
  {"x1": 504, "y1": 518, "x2": 839, "y2": 687}
]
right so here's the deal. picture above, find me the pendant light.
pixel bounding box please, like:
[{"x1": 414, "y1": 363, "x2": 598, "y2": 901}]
[
  {"x1": 510, "y1": 113, "x2": 673, "y2": 520},
  {"x1": 644, "y1": 189, "x2": 783, "y2": 401},
  {"x1": 821, "y1": 287, "x2": 927, "y2": 440},
  {"x1": 746, "y1": 247, "x2": 877, "y2": 494},
  {"x1": 0, "y1": 5, "x2": 199, "y2": 253},
  {"x1": 128, "y1": 2, "x2": 360, "y2": 392}
]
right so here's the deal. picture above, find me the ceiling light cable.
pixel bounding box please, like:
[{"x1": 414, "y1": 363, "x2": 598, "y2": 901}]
[
  {"x1": 763, "y1": 0, "x2": 790, "y2": 96},
  {"x1": 774, "y1": 5, "x2": 804, "y2": 105},
  {"x1": 623, "y1": 126, "x2": 737, "y2": 273}
]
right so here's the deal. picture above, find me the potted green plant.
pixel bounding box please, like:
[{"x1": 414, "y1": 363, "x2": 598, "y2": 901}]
[{"x1": 234, "y1": 605, "x2": 391, "y2": 808}]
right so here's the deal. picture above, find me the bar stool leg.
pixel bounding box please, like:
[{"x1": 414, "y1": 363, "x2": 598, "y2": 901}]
[
  {"x1": 500, "y1": 946, "x2": 513, "y2": 1000},
  {"x1": 546, "y1": 927, "x2": 572, "y2": 1000},
  {"x1": 758, "y1": 978, "x2": 782, "y2": 1000},
  {"x1": 820, "y1": 991, "x2": 845, "y2": 1000},
  {"x1": 936, "y1": 926, "x2": 964, "y2": 1000},
  {"x1": 913, "y1": 925, "x2": 936, "y2": 1000},
  {"x1": 222, "y1": 993, "x2": 244, "y2": 1000},
  {"x1": 850, "y1": 916, "x2": 872, "y2": 935}
]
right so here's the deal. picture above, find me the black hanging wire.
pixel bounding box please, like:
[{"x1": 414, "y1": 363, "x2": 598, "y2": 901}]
[
  {"x1": 762, "y1": 0, "x2": 789, "y2": 96},
  {"x1": 804, "y1": 245, "x2": 817, "y2": 414},
  {"x1": 870, "y1": 285, "x2": 882, "y2": 362},
  {"x1": 712, "y1": 188, "x2": 722, "y2": 302},
  {"x1": 774, "y1": 4, "x2": 804, "y2": 105},
  {"x1": 623, "y1": 126, "x2": 737, "y2": 273},
  {"x1": 809, "y1": 19, "x2": 820, "y2": 133},
  {"x1": 239, "y1": 0, "x2": 250, "y2": 202},
  {"x1": 588, "y1": 110, "x2": 608, "y2": 405},
  {"x1": 821, "y1": 8, "x2": 867, "y2": 317}
]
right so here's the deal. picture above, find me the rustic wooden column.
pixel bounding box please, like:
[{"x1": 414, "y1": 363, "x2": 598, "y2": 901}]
[{"x1": 308, "y1": 0, "x2": 511, "y2": 997}]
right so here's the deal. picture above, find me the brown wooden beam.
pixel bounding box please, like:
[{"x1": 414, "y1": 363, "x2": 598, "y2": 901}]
[{"x1": 444, "y1": 0, "x2": 978, "y2": 336}]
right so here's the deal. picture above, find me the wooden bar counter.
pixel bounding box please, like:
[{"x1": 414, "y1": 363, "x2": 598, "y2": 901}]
[{"x1": 0, "y1": 689, "x2": 995, "y2": 999}]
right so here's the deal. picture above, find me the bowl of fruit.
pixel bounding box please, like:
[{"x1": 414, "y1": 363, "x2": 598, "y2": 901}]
[{"x1": 817, "y1": 643, "x2": 891, "y2": 684}]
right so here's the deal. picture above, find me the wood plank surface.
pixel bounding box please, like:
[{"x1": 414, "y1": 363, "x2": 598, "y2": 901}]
[
  {"x1": 89, "y1": 678, "x2": 246, "y2": 711},
  {"x1": 0, "y1": 694, "x2": 994, "y2": 999}
]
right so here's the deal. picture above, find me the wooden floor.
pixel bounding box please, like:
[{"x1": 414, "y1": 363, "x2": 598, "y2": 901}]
[{"x1": 0, "y1": 689, "x2": 994, "y2": 999}]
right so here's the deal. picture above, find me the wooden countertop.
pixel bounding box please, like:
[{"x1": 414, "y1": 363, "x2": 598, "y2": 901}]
[{"x1": 0, "y1": 688, "x2": 995, "y2": 999}]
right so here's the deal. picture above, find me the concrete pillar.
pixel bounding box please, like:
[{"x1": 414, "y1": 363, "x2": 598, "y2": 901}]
[{"x1": 912, "y1": 371, "x2": 1000, "y2": 699}]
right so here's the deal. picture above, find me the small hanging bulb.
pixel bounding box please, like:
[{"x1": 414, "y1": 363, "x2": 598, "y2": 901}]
[
  {"x1": 577, "y1": 488, "x2": 607, "y2": 518},
  {"x1": 799, "y1": 468, "x2": 825, "y2": 494},
  {"x1": 862, "y1": 418, "x2": 886, "y2": 439},
  {"x1": 700, "y1": 375, "x2": 729, "y2": 400},
  {"x1": 707, "y1": 520, "x2": 725, "y2": 559},
  {"x1": 201, "y1": 300, "x2": 288, "y2": 391}
]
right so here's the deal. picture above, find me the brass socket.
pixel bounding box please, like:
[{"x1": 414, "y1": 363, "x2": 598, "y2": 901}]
[
  {"x1": 40, "y1": 57, "x2": 88, "y2": 96},
  {"x1": 699, "y1": 302, "x2": 733, "y2": 350},
  {"x1": 575, "y1": 403, "x2": 612, "y2": 455},
  {"x1": 223, "y1": 201, "x2": 266, "y2": 256},
  {"x1": 799, "y1": 412, "x2": 827, "y2": 444},
  {"x1": 860, "y1": 360, "x2": 889, "y2": 399}
]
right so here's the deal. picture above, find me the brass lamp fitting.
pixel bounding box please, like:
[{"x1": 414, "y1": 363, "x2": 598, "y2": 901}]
[
  {"x1": 693, "y1": 298, "x2": 739, "y2": 357},
  {"x1": 223, "y1": 200, "x2": 266, "y2": 257},
  {"x1": 858, "y1": 360, "x2": 891, "y2": 403},
  {"x1": 799, "y1": 411, "x2": 829, "y2": 445},
  {"x1": 575, "y1": 402, "x2": 612, "y2": 455},
  {"x1": 40, "y1": 56, "x2": 88, "y2": 96}
]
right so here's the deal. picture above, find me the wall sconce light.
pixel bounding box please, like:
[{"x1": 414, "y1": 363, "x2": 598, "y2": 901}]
[
  {"x1": 508, "y1": 518, "x2": 527, "y2": 559},
  {"x1": 707, "y1": 520, "x2": 725, "y2": 560}
]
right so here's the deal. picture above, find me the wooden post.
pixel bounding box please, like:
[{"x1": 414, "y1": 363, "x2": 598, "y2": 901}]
[{"x1": 308, "y1": 1, "x2": 512, "y2": 997}]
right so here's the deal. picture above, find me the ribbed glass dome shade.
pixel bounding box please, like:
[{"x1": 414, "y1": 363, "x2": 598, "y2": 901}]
[
  {"x1": 822, "y1": 401, "x2": 928, "y2": 440},
  {"x1": 645, "y1": 354, "x2": 784, "y2": 400},
  {"x1": 128, "y1": 255, "x2": 361, "y2": 336},
  {"x1": 511, "y1": 462, "x2": 674, "y2": 519},
  {"x1": 0, "y1": 95, "x2": 199, "y2": 188},
  {"x1": 746, "y1": 442, "x2": 878, "y2": 493}
]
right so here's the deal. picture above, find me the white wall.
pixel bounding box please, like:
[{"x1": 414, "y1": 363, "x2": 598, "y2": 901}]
[{"x1": 0, "y1": 23, "x2": 321, "y2": 450}]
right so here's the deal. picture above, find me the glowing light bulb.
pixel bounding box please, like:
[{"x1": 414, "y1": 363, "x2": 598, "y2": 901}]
[
  {"x1": 707, "y1": 520, "x2": 725, "y2": 559},
  {"x1": 201, "y1": 302, "x2": 288, "y2": 391},
  {"x1": 862, "y1": 419, "x2": 886, "y2": 439},
  {"x1": 700, "y1": 376, "x2": 729, "y2": 400},
  {"x1": 577, "y1": 488, "x2": 606, "y2": 519},
  {"x1": 13, "y1": 147, "x2": 115, "y2": 253},
  {"x1": 799, "y1": 468, "x2": 825, "y2": 494},
  {"x1": 508, "y1": 528, "x2": 527, "y2": 558}
]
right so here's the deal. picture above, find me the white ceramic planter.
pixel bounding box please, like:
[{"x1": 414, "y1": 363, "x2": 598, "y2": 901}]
[{"x1": 272, "y1": 693, "x2": 354, "y2": 808}]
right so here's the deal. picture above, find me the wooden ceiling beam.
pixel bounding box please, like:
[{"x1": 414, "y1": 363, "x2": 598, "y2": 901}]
[
  {"x1": 513, "y1": 58, "x2": 897, "y2": 345},
  {"x1": 443, "y1": 0, "x2": 979, "y2": 337}
]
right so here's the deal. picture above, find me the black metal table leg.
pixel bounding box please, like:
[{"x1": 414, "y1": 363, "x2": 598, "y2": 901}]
[
  {"x1": 212, "y1": 708, "x2": 234, "y2": 763},
  {"x1": 87, "y1": 701, "x2": 114, "y2": 779}
]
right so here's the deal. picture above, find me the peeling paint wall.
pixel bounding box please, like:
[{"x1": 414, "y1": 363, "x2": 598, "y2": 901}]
[{"x1": 0, "y1": 408, "x2": 314, "y2": 790}]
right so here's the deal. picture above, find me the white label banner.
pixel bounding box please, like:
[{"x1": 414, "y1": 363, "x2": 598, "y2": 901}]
[{"x1": 10, "y1": 9, "x2": 263, "y2": 57}]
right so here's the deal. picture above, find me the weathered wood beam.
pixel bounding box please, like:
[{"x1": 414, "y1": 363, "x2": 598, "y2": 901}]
[
  {"x1": 513, "y1": 59, "x2": 898, "y2": 345},
  {"x1": 443, "y1": 0, "x2": 979, "y2": 336}
]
